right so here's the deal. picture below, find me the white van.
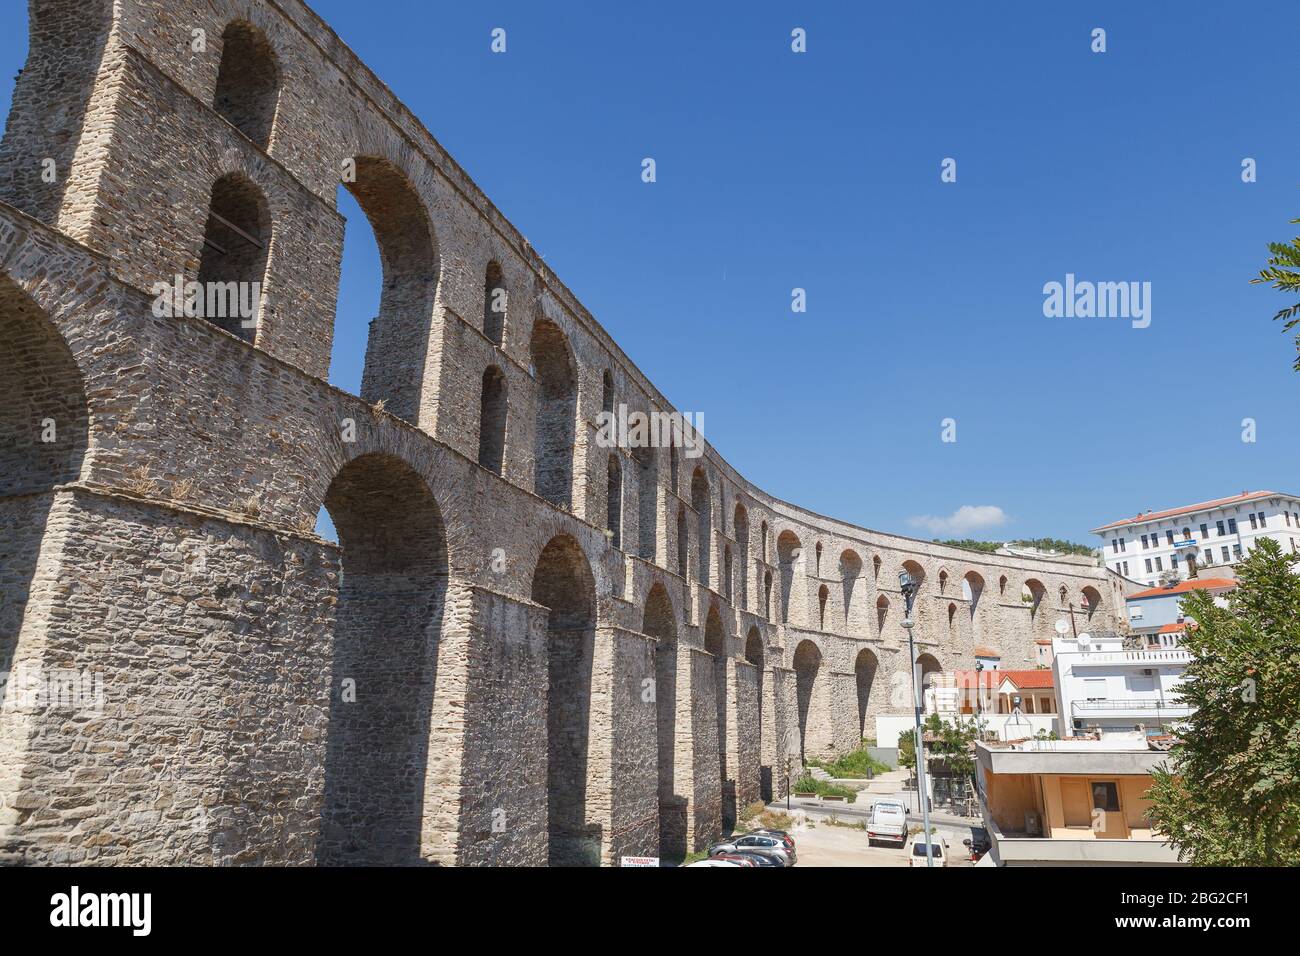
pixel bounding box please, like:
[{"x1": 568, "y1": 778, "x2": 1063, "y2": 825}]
[
  {"x1": 866, "y1": 800, "x2": 908, "y2": 846},
  {"x1": 906, "y1": 836, "x2": 948, "y2": 867}
]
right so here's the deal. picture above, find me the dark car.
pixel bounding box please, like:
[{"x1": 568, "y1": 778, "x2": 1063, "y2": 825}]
[{"x1": 732, "y1": 850, "x2": 784, "y2": 867}]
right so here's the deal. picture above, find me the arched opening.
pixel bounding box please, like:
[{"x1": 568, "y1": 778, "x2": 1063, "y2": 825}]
[
  {"x1": 734, "y1": 504, "x2": 750, "y2": 609},
  {"x1": 530, "y1": 319, "x2": 577, "y2": 508},
  {"x1": 963, "y1": 570, "x2": 985, "y2": 643},
  {"x1": 872, "y1": 554, "x2": 882, "y2": 579},
  {"x1": 817, "y1": 583, "x2": 830, "y2": 631},
  {"x1": 939, "y1": 569, "x2": 949, "y2": 593},
  {"x1": 815, "y1": 541, "x2": 823, "y2": 576},
  {"x1": 676, "y1": 505, "x2": 688, "y2": 577},
  {"x1": 999, "y1": 574, "x2": 1008, "y2": 595},
  {"x1": 212, "y1": 21, "x2": 280, "y2": 149},
  {"x1": 760, "y1": 521, "x2": 769, "y2": 561},
  {"x1": 1081, "y1": 585, "x2": 1102, "y2": 619},
  {"x1": 338, "y1": 157, "x2": 439, "y2": 425},
  {"x1": 704, "y1": 605, "x2": 729, "y2": 819},
  {"x1": 482, "y1": 260, "x2": 506, "y2": 346},
  {"x1": 317, "y1": 453, "x2": 448, "y2": 865},
  {"x1": 947, "y1": 601, "x2": 957, "y2": 634},
  {"x1": 642, "y1": 584, "x2": 680, "y2": 858},
  {"x1": 915, "y1": 653, "x2": 943, "y2": 714},
  {"x1": 691, "y1": 467, "x2": 711, "y2": 587},
  {"x1": 793, "y1": 639, "x2": 830, "y2": 761},
  {"x1": 668, "y1": 446, "x2": 678, "y2": 496},
  {"x1": 1022, "y1": 578, "x2": 1046, "y2": 617},
  {"x1": 605, "y1": 454, "x2": 622, "y2": 550},
  {"x1": 763, "y1": 570, "x2": 773, "y2": 622},
  {"x1": 1059, "y1": 584, "x2": 1069, "y2": 606},
  {"x1": 854, "y1": 649, "x2": 879, "y2": 741},
  {"x1": 876, "y1": 594, "x2": 889, "y2": 635},
  {"x1": 901, "y1": 559, "x2": 926, "y2": 628},
  {"x1": 723, "y1": 545, "x2": 733, "y2": 603},
  {"x1": 633, "y1": 445, "x2": 657, "y2": 561},
  {"x1": 840, "y1": 550, "x2": 862, "y2": 632},
  {"x1": 777, "y1": 530, "x2": 802, "y2": 624},
  {"x1": 196, "y1": 172, "x2": 270, "y2": 343},
  {"x1": 477, "y1": 365, "x2": 507, "y2": 474},
  {"x1": 601, "y1": 369, "x2": 614, "y2": 418},
  {"x1": 0, "y1": 281, "x2": 89, "y2": 700},
  {"x1": 744, "y1": 626, "x2": 768, "y2": 800},
  {"x1": 532, "y1": 534, "x2": 598, "y2": 866}
]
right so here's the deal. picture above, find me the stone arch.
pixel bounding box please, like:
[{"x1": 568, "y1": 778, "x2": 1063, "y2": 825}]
[
  {"x1": 777, "y1": 530, "x2": 802, "y2": 624},
  {"x1": 876, "y1": 594, "x2": 890, "y2": 635},
  {"x1": 814, "y1": 541, "x2": 823, "y2": 576},
  {"x1": 938, "y1": 568, "x2": 949, "y2": 593},
  {"x1": 483, "y1": 260, "x2": 506, "y2": 346},
  {"x1": 530, "y1": 318, "x2": 577, "y2": 508},
  {"x1": 213, "y1": 20, "x2": 280, "y2": 149},
  {"x1": 916, "y1": 652, "x2": 943, "y2": 714},
  {"x1": 723, "y1": 545, "x2": 733, "y2": 602},
  {"x1": 999, "y1": 574, "x2": 1008, "y2": 595},
  {"x1": 317, "y1": 452, "x2": 449, "y2": 865},
  {"x1": 340, "y1": 156, "x2": 439, "y2": 425},
  {"x1": 1059, "y1": 584, "x2": 1069, "y2": 606},
  {"x1": 763, "y1": 569, "x2": 773, "y2": 621},
  {"x1": 601, "y1": 369, "x2": 614, "y2": 418},
  {"x1": 1081, "y1": 585, "x2": 1102, "y2": 619},
  {"x1": 817, "y1": 583, "x2": 830, "y2": 631},
  {"x1": 676, "y1": 504, "x2": 688, "y2": 577},
  {"x1": 642, "y1": 583, "x2": 681, "y2": 858},
  {"x1": 605, "y1": 454, "x2": 622, "y2": 550},
  {"x1": 854, "y1": 649, "x2": 879, "y2": 740},
  {"x1": 793, "y1": 639, "x2": 831, "y2": 760},
  {"x1": 947, "y1": 601, "x2": 957, "y2": 634},
  {"x1": 872, "y1": 554, "x2": 882, "y2": 579},
  {"x1": 532, "y1": 533, "x2": 599, "y2": 867},
  {"x1": 196, "y1": 171, "x2": 270, "y2": 343},
  {"x1": 476, "y1": 365, "x2": 507, "y2": 474},
  {"x1": 0, "y1": 280, "x2": 90, "y2": 694},
  {"x1": 744, "y1": 625, "x2": 766, "y2": 797},
  {"x1": 1022, "y1": 578, "x2": 1046, "y2": 617},
  {"x1": 633, "y1": 444, "x2": 657, "y2": 561},
  {"x1": 734, "y1": 503, "x2": 750, "y2": 609},
  {"x1": 760, "y1": 521, "x2": 769, "y2": 562},
  {"x1": 691, "y1": 467, "x2": 711, "y2": 587},
  {"x1": 840, "y1": 549, "x2": 863, "y2": 632},
  {"x1": 704, "y1": 604, "x2": 728, "y2": 791},
  {"x1": 962, "y1": 570, "x2": 986, "y2": 643},
  {"x1": 668, "y1": 446, "x2": 679, "y2": 497},
  {"x1": 900, "y1": 558, "x2": 927, "y2": 629}
]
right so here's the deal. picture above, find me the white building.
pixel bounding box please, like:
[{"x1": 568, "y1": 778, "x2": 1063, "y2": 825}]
[
  {"x1": 1051, "y1": 633, "x2": 1191, "y2": 737},
  {"x1": 1092, "y1": 490, "x2": 1300, "y2": 587}
]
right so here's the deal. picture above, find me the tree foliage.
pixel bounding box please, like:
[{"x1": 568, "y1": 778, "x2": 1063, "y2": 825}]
[
  {"x1": 1147, "y1": 538, "x2": 1300, "y2": 865},
  {"x1": 1251, "y1": 221, "x2": 1300, "y2": 370}
]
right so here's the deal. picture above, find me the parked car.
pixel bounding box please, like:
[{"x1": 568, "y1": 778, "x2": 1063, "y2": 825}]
[
  {"x1": 731, "y1": 850, "x2": 784, "y2": 867},
  {"x1": 708, "y1": 833, "x2": 796, "y2": 866},
  {"x1": 747, "y1": 828, "x2": 796, "y2": 851},
  {"x1": 683, "y1": 858, "x2": 745, "y2": 867},
  {"x1": 906, "y1": 836, "x2": 949, "y2": 867},
  {"x1": 866, "y1": 799, "x2": 908, "y2": 846}
]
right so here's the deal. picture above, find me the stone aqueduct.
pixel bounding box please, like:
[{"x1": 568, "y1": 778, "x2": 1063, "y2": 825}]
[{"x1": 0, "y1": 0, "x2": 1120, "y2": 865}]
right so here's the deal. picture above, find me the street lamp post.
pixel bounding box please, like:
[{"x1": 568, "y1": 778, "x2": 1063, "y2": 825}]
[{"x1": 899, "y1": 569, "x2": 934, "y2": 867}]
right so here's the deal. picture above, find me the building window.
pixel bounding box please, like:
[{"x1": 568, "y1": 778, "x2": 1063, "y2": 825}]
[
  {"x1": 1233, "y1": 544, "x2": 1242, "y2": 559},
  {"x1": 1166, "y1": 530, "x2": 1174, "y2": 545},
  {"x1": 1111, "y1": 539, "x2": 1119, "y2": 553},
  {"x1": 1154, "y1": 557, "x2": 1163, "y2": 571},
  {"x1": 1144, "y1": 559, "x2": 1152, "y2": 573},
  {"x1": 1200, "y1": 523, "x2": 1209, "y2": 539},
  {"x1": 1171, "y1": 553, "x2": 1179, "y2": 567},
  {"x1": 1216, "y1": 520, "x2": 1225, "y2": 536},
  {"x1": 1140, "y1": 534, "x2": 1148, "y2": 549},
  {"x1": 1221, "y1": 546, "x2": 1230, "y2": 562},
  {"x1": 1204, "y1": 549, "x2": 1213, "y2": 565},
  {"x1": 1119, "y1": 538, "x2": 1126, "y2": 552},
  {"x1": 1249, "y1": 513, "x2": 1258, "y2": 530},
  {"x1": 1228, "y1": 518, "x2": 1238, "y2": 534}
]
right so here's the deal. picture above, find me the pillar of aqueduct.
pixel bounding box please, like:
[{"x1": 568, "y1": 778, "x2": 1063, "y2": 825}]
[{"x1": 0, "y1": 0, "x2": 1119, "y2": 865}]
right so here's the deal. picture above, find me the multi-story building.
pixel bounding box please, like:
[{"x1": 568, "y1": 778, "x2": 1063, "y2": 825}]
[
  {"x1": 976, "y1": 735, "x2": 1183, "y2": 866},
  {"x1": 1124, "y1": 577, "x2": 1236, "y2": 646},
  {"x1": 1052, "y1": 634, "x2": 1191, "y2": 737},
  {"x1": 1092, "y1": 490, "x2": 1300, "y2": 586}
]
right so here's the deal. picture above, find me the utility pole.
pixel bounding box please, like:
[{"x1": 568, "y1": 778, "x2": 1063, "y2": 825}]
[{"x1": 899, "y1": 569, "x2": 934, "y2": 867}]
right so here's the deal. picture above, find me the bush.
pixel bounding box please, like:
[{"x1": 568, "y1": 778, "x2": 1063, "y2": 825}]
[
  {"x1": 809, "y1": 746, "x2": 891, "y2": 779},
  {"x1": 793, "y1": 774, "x2": 857, "y2": 802}
]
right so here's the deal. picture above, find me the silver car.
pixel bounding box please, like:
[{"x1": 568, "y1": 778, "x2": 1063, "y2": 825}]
[{"x1": 708, "y1": 834, "x2": 795, "y2": 866}]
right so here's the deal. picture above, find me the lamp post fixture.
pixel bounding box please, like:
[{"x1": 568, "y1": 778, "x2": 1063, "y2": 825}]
[
  {"x1": 973, "y1": 660, "x2": 984, "y2": 717},
  {"x1": 899, "y1": 569, "x2": 934, "y2": 867}
]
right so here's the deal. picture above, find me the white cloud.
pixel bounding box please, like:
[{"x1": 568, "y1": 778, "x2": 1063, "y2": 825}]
[{"x1": 907, "y1": 505, "x2": 1009, "y2": 537}]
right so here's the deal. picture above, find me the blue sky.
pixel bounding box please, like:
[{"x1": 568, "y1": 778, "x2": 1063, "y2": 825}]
[{"x1": 3, "y1": 1, "x2": 1298, "y2": 545}]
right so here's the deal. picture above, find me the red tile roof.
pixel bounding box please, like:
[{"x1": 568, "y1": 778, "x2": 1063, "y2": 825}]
[
  {"x1": 1157, "y1": 622, "x2": 1186, "y2": 634},
  {"x1": 1091, "y1": 490, "x2": 1287, "y2": 533},
  {"x1": 955, "y1": 668, "x2": 1054, "y2": 690},
  {"x1": 1127, "y1": 577, "x2": 1236, "y2": 600}
]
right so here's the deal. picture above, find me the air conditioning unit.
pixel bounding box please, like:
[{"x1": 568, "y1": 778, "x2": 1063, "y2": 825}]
[{"x1": 1142, "y1": 668, "x2": 1154, "y2": 676}]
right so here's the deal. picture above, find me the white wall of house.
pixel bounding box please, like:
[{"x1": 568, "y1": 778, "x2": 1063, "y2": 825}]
[{"x1": 1052, "y1": 634, "x2": 1190, "y2": 735}]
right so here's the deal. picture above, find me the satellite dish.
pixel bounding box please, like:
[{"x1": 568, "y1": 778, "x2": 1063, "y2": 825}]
[
  {"x1": 1055, "y1": 619, "x2": 1070, "y2": 635},
  {"x1": 1077, "y1": 632, "x2": 1092, "y2": 649}
]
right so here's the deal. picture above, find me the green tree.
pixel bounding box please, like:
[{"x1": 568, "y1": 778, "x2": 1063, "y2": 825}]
[
  {"x1": 1251, "y1": 221, "x2": 1300, "y2": 370},
  {"x1": 1147, "y1": 538, "x2": 1300, "y2": 865}
]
